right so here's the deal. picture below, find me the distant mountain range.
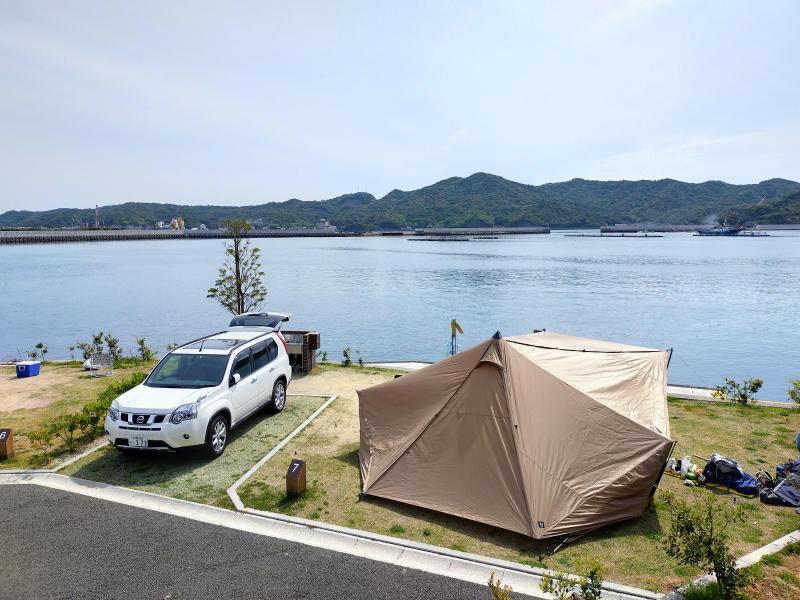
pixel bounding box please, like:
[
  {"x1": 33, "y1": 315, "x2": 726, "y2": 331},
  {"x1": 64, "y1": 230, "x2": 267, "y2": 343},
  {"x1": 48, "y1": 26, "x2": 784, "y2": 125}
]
[{"x1": 2, "y1": 173, "x2": 799, "y2": 230}]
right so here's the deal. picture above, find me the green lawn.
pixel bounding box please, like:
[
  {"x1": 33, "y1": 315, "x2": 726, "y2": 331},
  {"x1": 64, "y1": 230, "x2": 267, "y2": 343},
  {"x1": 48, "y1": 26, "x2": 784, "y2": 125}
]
[
  {"x1": 61, "y1": 395, "x2": 326, "y2": 508},
  {"x1": 238, "y1": 397, "x2": 800, "y2": 593}
]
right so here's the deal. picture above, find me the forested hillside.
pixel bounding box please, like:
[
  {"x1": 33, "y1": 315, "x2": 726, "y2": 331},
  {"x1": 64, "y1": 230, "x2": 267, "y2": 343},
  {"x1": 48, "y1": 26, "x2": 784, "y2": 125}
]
[
  {"x1": 723, "y1": 191, "x2": 800, "y2": 224},
  {"x1": 2, "y1": 174, "x2": 798, "y2": 230}
]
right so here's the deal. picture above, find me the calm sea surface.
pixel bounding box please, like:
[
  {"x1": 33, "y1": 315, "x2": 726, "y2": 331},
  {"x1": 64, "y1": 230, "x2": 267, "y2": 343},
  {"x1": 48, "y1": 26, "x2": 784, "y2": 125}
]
[{"x1": 1, "y1": 232, "x2": 799, "y2": 399}]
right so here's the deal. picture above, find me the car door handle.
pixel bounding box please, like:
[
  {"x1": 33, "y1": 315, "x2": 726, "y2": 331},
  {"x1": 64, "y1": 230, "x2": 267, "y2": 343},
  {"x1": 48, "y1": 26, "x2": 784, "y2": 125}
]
[
  {"x1": 251, "y1": 377, "x2": 258, "y2": 384},
  {"x1": 269, "y1": 367, "x2": 275, "y2": 372}
]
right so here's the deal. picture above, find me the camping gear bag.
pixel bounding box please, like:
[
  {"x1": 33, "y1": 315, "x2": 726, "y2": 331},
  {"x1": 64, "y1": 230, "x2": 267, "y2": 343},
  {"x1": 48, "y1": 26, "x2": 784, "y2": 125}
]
[
  {"x1": 760, "y1": 480, "x2": 800, "y2": 507},
  {"x1": 702, "y1": 453, "x2": 759, "y2": 496},
  {"x1": 776, "y1": 457, "x2": 800, "y2": 480}
]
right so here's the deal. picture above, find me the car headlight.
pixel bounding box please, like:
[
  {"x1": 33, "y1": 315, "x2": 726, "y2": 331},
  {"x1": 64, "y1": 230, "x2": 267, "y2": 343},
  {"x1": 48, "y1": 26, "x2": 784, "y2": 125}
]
[
  {"x1": 170, "y1": 403, "x2": 198, "y2": 425},
  {"x1": 108, "y1": 400, "x2": 120, "y2": 422}
]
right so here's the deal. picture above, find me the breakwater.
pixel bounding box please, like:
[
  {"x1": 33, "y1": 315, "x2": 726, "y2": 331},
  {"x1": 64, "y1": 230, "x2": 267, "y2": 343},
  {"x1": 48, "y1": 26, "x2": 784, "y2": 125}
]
[
  {"x1": 0, "y1": 229, "x2": 349, "y2": 245},
  {"x1": 0, "y1": 226, "x2": 551, "y2": 245}
]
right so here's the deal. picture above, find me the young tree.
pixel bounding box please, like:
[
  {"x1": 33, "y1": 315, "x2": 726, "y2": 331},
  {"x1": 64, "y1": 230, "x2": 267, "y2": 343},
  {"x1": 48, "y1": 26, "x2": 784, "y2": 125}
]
[
  {"x1": 661, "y1": 491, "x2": 748, "y2": 600},
  {"x1": 207, "y1": 220, "x2": 268, "y2": 315}
]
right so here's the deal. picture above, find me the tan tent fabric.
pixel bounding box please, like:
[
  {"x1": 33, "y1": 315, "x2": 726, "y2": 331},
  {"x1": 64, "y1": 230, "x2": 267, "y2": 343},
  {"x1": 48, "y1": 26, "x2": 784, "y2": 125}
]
[
  {"x1": 507, "y1": 332, "x2": 670, "y2": 436},
  {"x1": 358, "y1": 332, "x2": 674, "y2": 539}
]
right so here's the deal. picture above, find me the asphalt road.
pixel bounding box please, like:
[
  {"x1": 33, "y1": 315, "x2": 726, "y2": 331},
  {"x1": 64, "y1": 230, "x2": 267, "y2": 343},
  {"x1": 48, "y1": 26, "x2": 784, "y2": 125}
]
[{"x1": 0, "y1": 485, "x2": 509, "y2": 600}]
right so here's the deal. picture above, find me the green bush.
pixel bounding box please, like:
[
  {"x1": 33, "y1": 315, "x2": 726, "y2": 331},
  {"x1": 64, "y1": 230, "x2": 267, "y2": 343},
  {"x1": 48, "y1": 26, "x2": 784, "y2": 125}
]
[
  {"x1": 136, "y1": 337, "x2": 155, "y2": 361},
  {"x1": 49, "y1": 413, "x2": 84, "y2": 452},
  {"x1": 26, "y1": 428, "x2": 55, "y2": 464},
  {"x1": 80, "y1": 400, "x2": 109, "y2": 438},
  {"x1": 788, "y1": 379, "x2": 800, "y2": 405},
  {"x1": 488, "y1": 573, "x2": 513, "y2": 600},
  {"x1": 712, "y1": 378, "x2": 763, "y2": 405},
  {"x1": 25, "y1": 342, "x2": 48, "y2": 361},
  {"x1": 540, "y1": 559, "x2": 606, "y2": 600},
  {"x1": 680, "y1": 582, "x2": 723, "y2": 600},
  {"x1": 662, "y1": 491, "x2": 748, "y2": 600}
]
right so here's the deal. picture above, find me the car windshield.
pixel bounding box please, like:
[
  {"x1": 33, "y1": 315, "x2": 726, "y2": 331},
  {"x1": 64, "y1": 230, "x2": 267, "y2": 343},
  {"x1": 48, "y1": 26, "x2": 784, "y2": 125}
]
[{"x1": 145, "y1": 353, "x2": 229, "y2": 388}]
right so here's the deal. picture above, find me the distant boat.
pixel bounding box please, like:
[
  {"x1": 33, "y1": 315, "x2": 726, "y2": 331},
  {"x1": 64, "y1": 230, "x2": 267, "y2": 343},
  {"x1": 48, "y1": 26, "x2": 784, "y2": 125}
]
[{"x1": 695, "y1": 224, "x2": 744, "y2": 236}]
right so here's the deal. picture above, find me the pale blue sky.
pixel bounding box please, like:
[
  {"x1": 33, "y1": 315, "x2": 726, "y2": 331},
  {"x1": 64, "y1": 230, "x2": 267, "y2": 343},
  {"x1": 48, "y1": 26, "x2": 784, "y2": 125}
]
[{"x1": 1, "y1": 1, "x2": 799, "y2": 211}]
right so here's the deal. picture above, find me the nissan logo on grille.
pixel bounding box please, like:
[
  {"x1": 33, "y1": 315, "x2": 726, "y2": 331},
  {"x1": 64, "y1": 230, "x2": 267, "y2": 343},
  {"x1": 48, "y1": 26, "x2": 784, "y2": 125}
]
[{"x1": 135, "y1": 415, "x2": 146, "y2": 424}]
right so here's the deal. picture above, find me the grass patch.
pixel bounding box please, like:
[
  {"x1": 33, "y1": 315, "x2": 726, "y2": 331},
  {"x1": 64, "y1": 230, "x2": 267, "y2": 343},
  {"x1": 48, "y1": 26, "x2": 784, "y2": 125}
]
[
  {"x1": 59, "y1": 395, "x2": 326, "y2": 506},
  {"x1": 238, "y1": 383, "x2": 800, "y2": 593},
  {"x1": 778, "y1": 571, "x2": 800, "y2": 586},
  {"x1": 0, "y1": 361, "x2": 156, "y2": 469},
  {"x1": 680, "y1": 582, "x2": 722, "y2": 600}
]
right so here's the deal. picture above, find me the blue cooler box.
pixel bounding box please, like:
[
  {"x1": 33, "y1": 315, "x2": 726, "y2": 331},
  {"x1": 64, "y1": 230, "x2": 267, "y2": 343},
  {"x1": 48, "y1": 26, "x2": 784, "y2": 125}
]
[{"x1": 16, "y1": 361, "x2": 41, "y2": 378}]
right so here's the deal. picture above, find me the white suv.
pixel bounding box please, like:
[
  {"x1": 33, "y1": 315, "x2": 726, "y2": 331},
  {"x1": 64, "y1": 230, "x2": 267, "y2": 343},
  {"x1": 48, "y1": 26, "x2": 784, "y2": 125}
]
[{"x1": 105, "y1": 322, "x2": 292, "y2": 458}]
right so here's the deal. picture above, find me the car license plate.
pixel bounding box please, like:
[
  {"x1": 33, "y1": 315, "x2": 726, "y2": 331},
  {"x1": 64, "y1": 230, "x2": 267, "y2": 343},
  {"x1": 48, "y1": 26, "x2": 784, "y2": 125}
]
[{"x1": 127, "y1": 436, "x2": 148, "y2": 448}]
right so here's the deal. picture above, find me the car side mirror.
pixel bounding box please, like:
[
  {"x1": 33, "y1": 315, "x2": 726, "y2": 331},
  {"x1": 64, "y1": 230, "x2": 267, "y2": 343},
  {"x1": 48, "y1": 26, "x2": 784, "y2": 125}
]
[{"x1": 230, "y1": 373, "x2": 241, "y2": 386}]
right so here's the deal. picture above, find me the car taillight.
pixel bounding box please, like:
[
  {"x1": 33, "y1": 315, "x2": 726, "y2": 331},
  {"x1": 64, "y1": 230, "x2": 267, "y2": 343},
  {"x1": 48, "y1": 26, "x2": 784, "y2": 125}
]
[{"x1": 277, "y1": 331, "x2": 289, "y2": 355}]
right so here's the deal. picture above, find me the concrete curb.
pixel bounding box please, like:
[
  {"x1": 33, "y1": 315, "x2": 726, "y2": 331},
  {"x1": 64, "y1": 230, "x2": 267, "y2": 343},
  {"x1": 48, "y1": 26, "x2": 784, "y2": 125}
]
[{"x1": 0, "y1": 470, "x2": 658, "y2": 600}]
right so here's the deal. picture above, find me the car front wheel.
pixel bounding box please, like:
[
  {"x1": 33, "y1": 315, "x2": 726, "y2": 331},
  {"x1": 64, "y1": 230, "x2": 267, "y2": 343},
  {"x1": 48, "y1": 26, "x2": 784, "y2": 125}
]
[
  {"x1": 203, "y1": 414, "x2": 228, "y2": 458},
  {"x1": 266, "y1": 379, "x2": 286, "y2": 414}
]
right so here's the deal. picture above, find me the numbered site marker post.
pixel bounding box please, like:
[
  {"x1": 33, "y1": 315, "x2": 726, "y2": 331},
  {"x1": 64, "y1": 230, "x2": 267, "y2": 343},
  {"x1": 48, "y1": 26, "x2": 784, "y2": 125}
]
[
  {"x1": 0, "y1": 429, "x2": 14, "y2": 460},
  {"x1": 286, "y1": 458, "x2": 306, "y2": 497}
]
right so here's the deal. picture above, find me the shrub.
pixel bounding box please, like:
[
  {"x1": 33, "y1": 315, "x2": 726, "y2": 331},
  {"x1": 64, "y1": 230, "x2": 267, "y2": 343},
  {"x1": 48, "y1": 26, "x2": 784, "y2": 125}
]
[
  {"x1": 788, "y1": 379, "x2": 800, "y2": 405},
  {"x1": 49, "y1": 413, "x2": 84, "y2": 452},
  {"x1": 712, "y1": 378, "x2": 763, "y2": 405},
  {"x1": 80, "y1": 400, "x2": 109, "y2": 438},
  {"x1": 680, "y1": 582, "x2": 723, "y2": 600},
  {"x1": 136, "y1": 337, "x2": 156, "y2": 361},
  {"x1": 342, "y1": 347, "x2": 352, "y2": 367},
  {"x1": 540, "y1": 559, "x2": 606, "y2": 600},
  {"x1": 165, "y1": 342, "x2": 179, "y2": 352},
  {"x1": 75, "y1": 331, "x2": 119, "y2": 361},
  {"x1": 26, "y1": 428, "x2": 54, "y2": 464},
  {"x1": 662, "y1": 491, "x2": 748, "y2": 600},
  {"x1": 388, "y1": 524, "x2": 405, "y2": 534},
  {"x1": 25, "y1": 342, "x2": 48, "y2": 361},
  {"x1": 488, "y1": 573, "x2": 513, "y2": 600},
  {"x1": 320, "y1": 350, "x2": 328, "y2": 364},
  {"x1": 103, "y1": 333, "x2": 121, "y2": 361}
]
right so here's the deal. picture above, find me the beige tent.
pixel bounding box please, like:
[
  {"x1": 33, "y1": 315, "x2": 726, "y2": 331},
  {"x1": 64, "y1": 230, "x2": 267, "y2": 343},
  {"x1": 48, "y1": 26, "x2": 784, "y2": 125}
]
[{"x1": 358, "y1": 331, "x2": 674, "y2": 539}]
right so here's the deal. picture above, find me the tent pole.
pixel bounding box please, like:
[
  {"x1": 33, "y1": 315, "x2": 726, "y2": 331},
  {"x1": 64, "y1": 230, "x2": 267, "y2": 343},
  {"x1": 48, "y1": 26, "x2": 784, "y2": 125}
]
[{"x1": 667, "y1": 347, "x2": 674, "y2": 368}]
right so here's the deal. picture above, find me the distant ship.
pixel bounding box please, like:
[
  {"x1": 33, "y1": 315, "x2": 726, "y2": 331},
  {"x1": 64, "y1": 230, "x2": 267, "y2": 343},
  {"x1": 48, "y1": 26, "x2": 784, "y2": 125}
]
[{"x1": 695, "y1": 224, "x2": 744, "y2": 236}]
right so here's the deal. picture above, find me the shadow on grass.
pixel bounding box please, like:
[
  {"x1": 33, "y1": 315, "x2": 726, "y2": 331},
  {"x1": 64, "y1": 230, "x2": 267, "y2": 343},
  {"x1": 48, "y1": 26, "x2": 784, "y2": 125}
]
[{"x1": 335, "y1": 445, "x2": 359, "y2": 468}]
